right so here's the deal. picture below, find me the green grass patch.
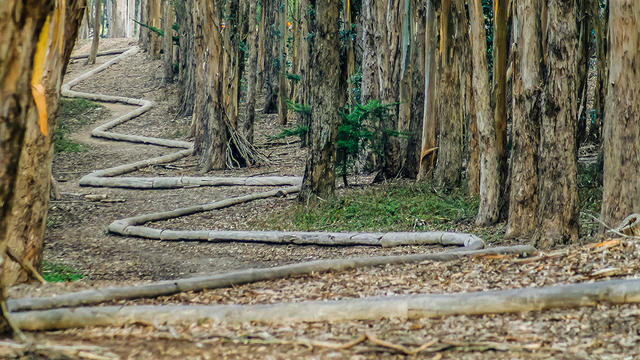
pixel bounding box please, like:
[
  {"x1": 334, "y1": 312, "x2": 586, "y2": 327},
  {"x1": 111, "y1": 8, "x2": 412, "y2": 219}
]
[
  {"x1": 55, "y1": 98, "x2": 104, "y2": 153},
  {"x1": 42, "y1": 260, "x2": 83, "y2": 282},
  {"x1": 253, "y1": 182, "x2": 478, "y2": 233}
]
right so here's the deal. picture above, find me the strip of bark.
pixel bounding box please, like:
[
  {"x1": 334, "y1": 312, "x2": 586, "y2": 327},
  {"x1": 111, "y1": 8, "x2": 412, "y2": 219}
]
[
  {"x1": 14, "y1": 275, "x2": 640, "y2": 331},
  {"x1": 8, "y1": 245, "x2": 533, "y2": 313}
]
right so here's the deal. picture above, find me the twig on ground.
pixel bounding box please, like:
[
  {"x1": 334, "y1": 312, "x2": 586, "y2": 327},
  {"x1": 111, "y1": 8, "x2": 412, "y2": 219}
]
[{"x1": 365, "y1": 332, "x2": 438, "y2": 355}]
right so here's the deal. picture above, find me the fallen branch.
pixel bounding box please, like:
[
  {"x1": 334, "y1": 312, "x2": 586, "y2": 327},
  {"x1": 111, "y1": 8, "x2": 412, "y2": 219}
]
[
  {"x1": 365, "y1": 332, "x2": 438, "y2": 355},
  {"x1": 8, "y1": 245, "x2": 534, "y2": 313},
  {"x1": 6, "y1": 247, "x2": 46, "y2": 284},
  {"x1": 69, "y1": 47, "x2": 131, "y2": 60},
  {"x1": 11, "y1": 278, "x2": 640, "y2": 331}
]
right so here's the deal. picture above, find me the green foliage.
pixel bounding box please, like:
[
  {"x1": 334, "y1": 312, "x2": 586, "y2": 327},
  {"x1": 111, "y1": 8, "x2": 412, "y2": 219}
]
[
  {"x1": 268, "y1": 125, "x2": 308, "y2": 144},
  {"x1": 255, "y1": 182, "x2": 478, "y2": 233},
  {"x1": 42, "y1": 261, "x2": 83, "y2": 282},
  {"x1": 286, "y1": 73, "x2": 301, "y2": 82},
  {"x1": 133, "y1": 19, "x2": 179, "y2": 44},
  {"x1": 282, "y1": 96, "x2": 311, "y2": 115},
  {"x1": 336, "y1": 100, "x2": 395, "y2": 183}
]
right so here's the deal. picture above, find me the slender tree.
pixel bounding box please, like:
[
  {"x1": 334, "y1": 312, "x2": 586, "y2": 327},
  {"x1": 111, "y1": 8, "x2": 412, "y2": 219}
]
[
  {"x1": 506, "y1": 0, "x2": 543, "y2": 238},
  {"x1": 470, "y1": 0, "x2": 499, "y2": 225},
  {"x1": 493, "y1": 0, "x2": 508, "y2": 197},
  {"x1": 600, "y1": 1, "x2": 640, "y2": 230},
  {"x1": 242, "y1": 0, "x2": 259, "y2": 143},
  {"x1": 87, "y1": 0, "x2": 102, "y2": 65},
  {"x1": 163, "y1": 0, "x2": 173, "y2": 84},
  {"x1": 418, "y1": 0, "x2": 437, "y2": 180},
  {"x1": 533, "y1": 0, "x2": 579, "y2": 248},
  {"x1": 298, "y1": 0, "x2": 340, "y2": 202}
]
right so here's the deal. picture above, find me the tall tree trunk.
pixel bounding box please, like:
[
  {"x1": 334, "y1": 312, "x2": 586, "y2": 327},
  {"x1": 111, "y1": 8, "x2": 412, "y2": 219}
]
[
  {"x1": 588, "y1": 0, "x2": 607, "y2": 141},
  {"x1": 397, "y1": 0, "x2": 412, "y2": 177},
  {"x1": 242, "y1": 0, "x2": 259, "y2": 144},
  {"x1": 493, "y1": 0, "x2": 508, "y2": 199},
  {"x1": 404, "y1": 0, "x2": 426, "y2": 179},
  {"x1": 163, "y1": 0, "x2": 173, "y2": 84},
  {"x1": 600, "y1": 1, "x2": 640, "y2": 230},
  {"x1": 87, "y1": 0, "x2": 102, "y2": 65},
  {"x1": 533, "y1": 0, "x2": 579, "y2": 248},
  {"x1": 191, "y1": 0, "x2": 205, "y2": 146},
  {"x1": 261, "y1": 0, "x2": 279, "y2": 115},
  {"x1": 196, "y1": 0, "x2": 227, "y2": 172},
  {"x1": 575, "y1": 0, "x2": 590, "y2": 145},
  {"x1": 5, "y1": 0, "x2": 86, "y2": 286},
  {"x1": 222, "y1": 0, "x2": 240, "y2": 129},
  {"x1": 470, "y1": 0, "x2": 499, "y2": 225},
  {"x1": 375, "y1": 0, "x2": 402, "y2": 179},
  {"x1": 277, "y1": 1, "x2": 288, "y2": 125},
  {"x1": 176, "y1": 0, "x2": 195, "y2": 117},
  {"x1": 360, "y1": 0, "x2": 378, "y2": 106},
  {"x1": 506, "y1": 0, "x2": 543, "y2": 239},
  {"x1": 139, "y1": 0, "x2": 150, "y2": 50},
  {"x1": 148, "y1": 0, "x2": 162, "y2": 59},
  {"x1": 435, "y1": 0, "x2": 462, "y2": 189},
  {"x1": 257, "y1": 3, "x2": 266, "y2": 93},
  {"x1": 298, "y1": 0, "x2": 340, "y2": 203},
  {"x1": 418, "y1": 0, "x2": 437, "y2": 180},
  {"x1": 294, "y1": 0, "x2": 314, "y2": 147},
  {"x1": 0, "y1": 0, "x2": 53, "y2": 334}
]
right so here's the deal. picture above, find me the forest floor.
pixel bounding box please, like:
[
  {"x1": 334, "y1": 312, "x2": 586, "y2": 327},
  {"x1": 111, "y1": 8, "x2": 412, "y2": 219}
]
[{"x1": 5, "y1": 39, "x2": 640, "y2": 359}]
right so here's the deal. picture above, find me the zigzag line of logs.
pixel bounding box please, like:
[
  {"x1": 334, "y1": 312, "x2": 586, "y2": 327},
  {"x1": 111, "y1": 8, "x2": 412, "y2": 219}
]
[{"x1": 8, "y1": 47, "x2": 640, "y2": 335}]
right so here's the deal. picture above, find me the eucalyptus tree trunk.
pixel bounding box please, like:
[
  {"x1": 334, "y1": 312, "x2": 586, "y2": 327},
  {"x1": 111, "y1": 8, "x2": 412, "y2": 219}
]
[
  {"x1": 397, "y1": 0, "x2": 412, "y2": 177},
  {"x1": 262, "y1": 0, "x2": 279, "y2": 115},
  {"x1": 469, "y1": 0, "x2": 499, "y2": 225},
  {"x1": 5, "y1": 0, "x2": 86, "y2": 286},
  {"x1": 298, "y1": 0, "x2": 340, "y2": 203},
  {"x1": 375, "y1": 0, "x2": 402, "y2": 179},
  {"x1": 176, "y1": 0, "x2": 195, "y2": 117},
  {"x1": 277, "y1": 1, "x2": 288, "y2": 125},
  {"x1": 148, "y1": 0, "x2": 162, "y2": 59},
  {"x1": 435, "y1": 0, "x2": 462, "y2": 189},
  {"x1": 222, "y1": 0, "x2": 240, "y2": 129},
  {"x1": 360, "y1": 0, "x2": 378, "y2": 106},
  {"x1": 163, "y1": 0, "x2": 173, "y2": 85},
  {"x1": 600, "y1": 1, "x2": 640, "y2": 231},
  {"x1": 0, "y1": 0, "x2": 53, "y2": 333},
  {"x1": 576, "y1": 0, "x2": 591, "y2": 144},
  {"x1": 195, "y1": 0, "x2": 227, "y2": 171},
  {"x1": 404, "y1": 0, "x2": 426, "y2": 179},
  {"x1": 294, "y1": 0, "x2": 314, "y2": 147},
  {"x1": 533, "y1": 0, "x2": 579, "y2": 248},
  {"x1": 87, "y1": 0, "x2": 102, "y2": 65},
  {"x1": 139, "y1": 0, "x2": 150, "y2": 50},
  {"x1": 506, "y1": 0, "x2": 543, "y2": 239},
  {"x1": 242, "y1": 0, "x2": 259, "y2": 144},
  {"x1": 191, "y1": 0, "x2": 205, "y2": 145},
  {"x1": 588, "y1": 0, "x2": 607, "y2": 141},
  {"x1": 418, "y1": 0, "x2": 437, "y2": 180},
  {"x1": 257, "y1": 3, "x2": 266, "y2": 93},
  {"x1": 493, "y1": 0, "x2": 508, "y2": 198}
]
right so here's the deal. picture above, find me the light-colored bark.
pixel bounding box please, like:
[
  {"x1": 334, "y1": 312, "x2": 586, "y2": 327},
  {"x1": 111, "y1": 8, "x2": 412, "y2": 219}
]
[
  {"x1": 242, "y1": 0, "x2": 259, "y2": 143},
  {"x1": 418, "y1": 0, "x2": 437, "y2": 180},
  {"x1": 162, "y1": 0, "x2": 173, "y2": 84},
  {"x1": 86, "y1": 0, "x2": 102, "y2": 65},
  {"x1": 506, "y1": 0, "x2": 542, "y2": 239},
  {"x1": 10, "y1": 245, "x2": 544, "y2": 314},
  {"x1": 600, "y1": 1, "x2": 640, "y2": 230},
  {"x1": 469, "y1": 0, "x2": 499, "y2": 225},
  {"x1": 16, "y1": 276, "x2": 640, "y2": 332},
  {"x1": 493, "y1": 0, "x2": 508, "y2": 198},
  {"x1": 533, "y1": 0, "x2": 579, "y2": 248},
  {"x1": 0, "y1": 0, "x2": 55, "y2": 333},
  {"x1": 298, "y1": 0, "x2": 340, "y2": 202}
]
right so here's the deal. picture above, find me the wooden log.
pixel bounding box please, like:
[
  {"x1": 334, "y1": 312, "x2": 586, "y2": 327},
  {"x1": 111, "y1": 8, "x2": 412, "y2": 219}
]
[
  {"x1": 12, "y1": 277, "x2": 640, "y2": 331},
  {"x1": 69, "y1": 47, "x2": 131, "y2": 60},
  {"x1": 7, "y1": 245, "x2": 535, "y2": 313}
]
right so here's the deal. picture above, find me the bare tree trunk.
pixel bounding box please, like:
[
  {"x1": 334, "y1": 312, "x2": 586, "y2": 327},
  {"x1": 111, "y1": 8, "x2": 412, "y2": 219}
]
[
  {"x1": 404, "y1": 0, "x2": 426, "y2": 179},
  {"x1": 298, "y1": 0, "x2": 340, "y2": 203},
  {"x1": 294, "y1": 0, "x2": 313, "y2": 147},
  {"x1": 176, "y1": 0, "x2": 195, "y2": 117},
  {"x1": 418, "y1": 0, "x2": 437, "y2": 180},
  {"x1": 139, "y1": 0, "x2": 150, "y2": 50},
  {"x1": 5, "y1": 0, "x2": 86, "y2": 286},
  {"x1": 533, "y1": 0, "x2": 579, "y2": 248},
  {"x1": 375, "y1": 0, "x2": 402, "y2": 179},
  {"x1": 277, "y1": 2, "x2": 288, "y2": 125},
  {"x1": 588, "y1": 0, "x2": 607, "y2": 141},
  {"x1": 87, "y1": 0, "x2": 102, "y2": 65},
  {"x1": 242, "y1": 0, "x2": 259, "y2": 144},
  {"x1": 257, "y1": 4, "x2": 266, "y2": 93},
  {"x1": 0, "y1": 0, "x2": 53, "y2": 333},
  {"x1": 575, "y1": 0, "x2": 590, "y2": 144},
  {"x1": 493, "y1": 0, "x2": 508, "y2": 199},
  {"x1": 148, "y1": 0, "x2": 162, "y2": 59},
  {"x1": 397, "y1": 0, "x2": 412, "y2": 177},
  {"x1": 470, "y1": 0, "x2": 499, "y2": 225},
  {"x1": 360, "y1": 0, "x2": 378, "y2": 105},
  {"x1": 162, "y1": 0, "x2": 173, "y2": 84},
  {"x1": 191, "y1": 0, "x2": 205, "y2": 145},
  {"x1": 196, "y1": 0, "x2": 227, "y2": 172},
  {"x1": 600, "y1": 1, "x2": 640, "y2": 230},
  {"x1": 222, "y1": 0, "x2": 240, "y2": 129},
  {"x1": 435, "y1": 0, "x2": 462, "y2": 189},
  {"x1": 506, "y1": 0, "x2": 543, "y2": 239}
]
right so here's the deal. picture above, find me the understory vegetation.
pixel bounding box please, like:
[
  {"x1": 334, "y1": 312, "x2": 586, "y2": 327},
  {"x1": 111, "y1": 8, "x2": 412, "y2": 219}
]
[
  {"x1": 55, "y1": 98, "x2": 105, "y2": 153},
  {"x1": 42, "y1": 260, "x2": 83, "y2": 282}
]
